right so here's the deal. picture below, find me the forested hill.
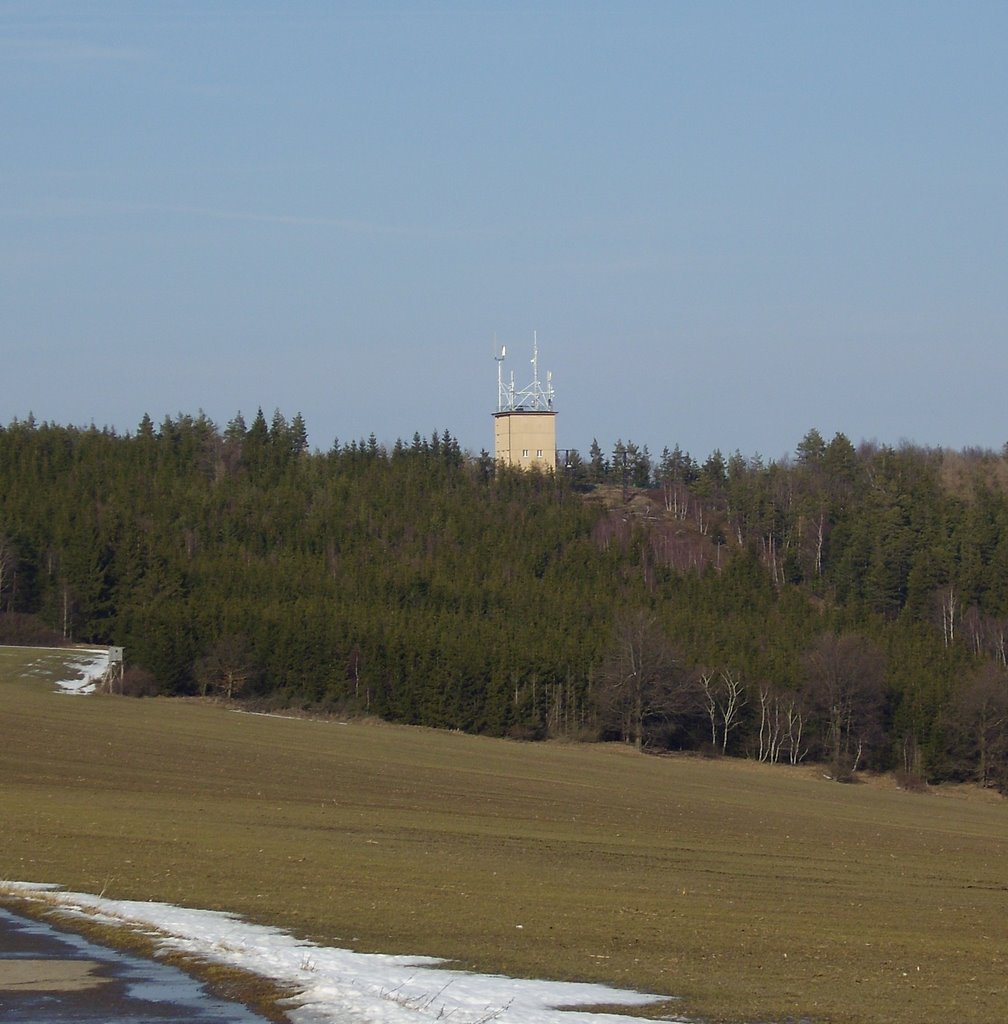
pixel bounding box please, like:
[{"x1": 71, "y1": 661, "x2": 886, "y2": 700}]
[{"x1": 2, "y1": 412, "x2": 1007, "y2": 789}]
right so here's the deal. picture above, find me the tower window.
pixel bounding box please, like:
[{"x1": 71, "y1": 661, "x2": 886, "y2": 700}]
[
  {"x1": 536, "y1": 449, "x2": 543, "y2": 458},
  {"x1": 522, "y1": 449, "x2": 529, "y2": 458}
]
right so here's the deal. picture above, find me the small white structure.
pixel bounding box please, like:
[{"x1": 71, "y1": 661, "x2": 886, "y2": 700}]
[{"x1": 104, "y1": 646, "x2": 125, "y2": 692}]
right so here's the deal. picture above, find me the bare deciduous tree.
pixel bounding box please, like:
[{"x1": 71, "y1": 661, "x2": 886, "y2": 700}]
[
  {"x1": 963, "y1": 605, "x2": 985, "y2": 657},
  {"x1": 195, "y1": 634, "x2": 258, "y2": 699},
  {"x1": 756, "y1": 684, "x2": 807, "y2": 765},
  {"x1": 699, "y1": 669, "x2": 748, "y2": 753},
  {"x1": 932, "y1": 585, "x2": 962, "y2": 647},
  {"x1": 947, "y1": 663, "x2": 1008, "y2": 789},
  {"x1": 804, "y1": 633, "x2": 886, "y2": 780},
  {"x1": 592, "y1": 609, "x2": 693, "y2": 751},
  {"x1": 0, "y1": 534, "x2": 16, "y2": 612},
  {"x1": 989, "y1": 617, "x2": 1008, "y2": 668}
]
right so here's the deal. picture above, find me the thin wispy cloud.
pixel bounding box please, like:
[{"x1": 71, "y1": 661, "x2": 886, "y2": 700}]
[
  {"x1": 0, "y1": 197, "x2": 505, "y2": 241},
  {"x1": 165, "y1": 203, "x2": 416, "y2": 237},
  {"x1": 0, "y1": 36, "x2": 147, "y2": 64},
  {"x1": 0, "y1": 198, "x2": 397, "y2": 234}
]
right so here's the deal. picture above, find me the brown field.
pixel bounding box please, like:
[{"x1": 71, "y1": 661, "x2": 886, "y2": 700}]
[{"x1": 1, "y1": 645, "x2": 1007, "y2": 1023}]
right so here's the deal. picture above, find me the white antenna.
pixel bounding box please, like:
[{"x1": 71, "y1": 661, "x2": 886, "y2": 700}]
[{"x1": 493, "y1": 338, "x2": 507, "y2": 412}]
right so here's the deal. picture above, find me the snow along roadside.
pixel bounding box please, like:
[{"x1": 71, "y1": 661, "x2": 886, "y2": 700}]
[{"x1": 0, "y1": 883, "x2": 684, "y2": 1024}]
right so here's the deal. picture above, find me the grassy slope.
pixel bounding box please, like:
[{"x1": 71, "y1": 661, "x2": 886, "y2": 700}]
[{"x1": 1, "y1": 647, "x2": 1006, "y2": 1024}]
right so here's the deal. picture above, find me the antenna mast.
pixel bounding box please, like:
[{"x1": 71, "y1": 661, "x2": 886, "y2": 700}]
[
  {"x1": 492, "y1": 331, "x2": 554, "y2": 412},
  {"x1": 494, "y1": 339, "x2": 507, "y2": 412}
]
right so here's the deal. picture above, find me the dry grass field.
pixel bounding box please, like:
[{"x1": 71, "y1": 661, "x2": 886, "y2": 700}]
[{"x1": 1, "y1": 645, "x2": 1007, "y2": 1023}]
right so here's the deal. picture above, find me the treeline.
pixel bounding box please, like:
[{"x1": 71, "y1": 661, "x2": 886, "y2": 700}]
[{"x1": 1, "y1": 413, "x2": 1007, "y2": 789}]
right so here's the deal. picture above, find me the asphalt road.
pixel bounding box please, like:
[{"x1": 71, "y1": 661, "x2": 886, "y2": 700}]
[{"x1": 0, "y1": 906, "x2": 269, "y2": 1023}]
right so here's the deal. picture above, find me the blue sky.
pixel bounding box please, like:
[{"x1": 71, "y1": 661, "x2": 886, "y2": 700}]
[{"x1": 3, "y1": 1, "x2": 1006, "y2": 463}]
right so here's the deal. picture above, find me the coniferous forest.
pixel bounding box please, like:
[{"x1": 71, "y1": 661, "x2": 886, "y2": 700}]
[{"x1": 2, "y1": 411, "x2": 1008, "y2": 789}]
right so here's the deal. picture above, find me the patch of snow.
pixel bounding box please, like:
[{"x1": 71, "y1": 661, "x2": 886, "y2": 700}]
[
  {"x1": 1, "y1": 884, "x2": 683, "y2": 1024},
  {"x1": 54, "y1": 647, "x2": 110, "y2": 694}
]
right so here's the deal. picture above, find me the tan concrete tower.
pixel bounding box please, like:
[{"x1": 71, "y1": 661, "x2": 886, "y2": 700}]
[{"x1": 492, "y1": 333, "x2": 557, "y2": 471}]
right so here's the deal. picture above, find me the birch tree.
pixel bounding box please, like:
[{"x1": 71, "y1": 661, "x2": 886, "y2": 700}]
[
  {"x1": 699, "y1": 669, "x2": 748, "y2": 753},
  {"x1": 756, "y1": 685, "x2": 807, "y2": 765}
]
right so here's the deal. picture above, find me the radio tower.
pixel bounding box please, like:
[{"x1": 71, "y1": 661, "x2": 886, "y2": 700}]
[{"x1": 491, "y1": 332, "x2": 557, "y2": 470}]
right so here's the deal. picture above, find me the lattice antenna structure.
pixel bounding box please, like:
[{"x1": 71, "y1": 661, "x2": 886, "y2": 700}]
[{"x1": 493, "y1": 331, "x2": 555, "y2": 412}]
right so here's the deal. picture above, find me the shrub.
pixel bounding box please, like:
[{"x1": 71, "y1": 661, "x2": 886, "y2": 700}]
[
  {"x1": 831, "y1": 752, "x2": 858, "y2": 783},
  {"x1": 120, "y1": 666, "x2": 160, "y2": 697},
  {"x1": 0, "y1": 612, "x2": 65, "y2": 646},
  {"x1": 893, "y1": 768, "x2": 928, "y2": 793}
]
